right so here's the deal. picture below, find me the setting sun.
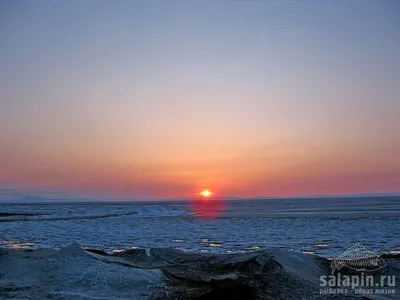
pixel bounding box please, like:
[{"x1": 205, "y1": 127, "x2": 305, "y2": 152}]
[{"x1": 200, "y1": 189, "x2": 212, "y2": 197}]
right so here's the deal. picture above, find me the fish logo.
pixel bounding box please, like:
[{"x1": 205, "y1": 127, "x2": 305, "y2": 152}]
[{"x1": 330, "y1": 243, "x2": 387, "y2": 274}]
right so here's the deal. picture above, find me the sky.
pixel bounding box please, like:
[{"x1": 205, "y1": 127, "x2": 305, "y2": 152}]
[{"x1": 0, "y1": 1, "x2": 399, "y2": 199}]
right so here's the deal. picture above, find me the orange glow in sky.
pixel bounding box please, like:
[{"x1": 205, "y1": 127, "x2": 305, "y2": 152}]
[{"x1": 0, "y1": 2, "x2": 399, "y2": 200}]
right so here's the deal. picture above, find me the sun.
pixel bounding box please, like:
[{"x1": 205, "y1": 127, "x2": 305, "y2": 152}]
[{"x1": 200, "y1": 189, "x2": 212, "y2": 197}]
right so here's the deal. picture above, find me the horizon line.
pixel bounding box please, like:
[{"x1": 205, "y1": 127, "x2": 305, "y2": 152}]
[{"x1": 0, "y1": 192, "x2": 399, "y2": 204}]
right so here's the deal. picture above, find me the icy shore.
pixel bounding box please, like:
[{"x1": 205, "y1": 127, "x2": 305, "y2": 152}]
[{"x1": 0, "y1": 244, "x2": 398, "y2": 299}]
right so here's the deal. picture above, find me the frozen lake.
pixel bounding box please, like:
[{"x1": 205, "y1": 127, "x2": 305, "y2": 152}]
[{"x1": 1, "y1": 196, "x2": 399, "y2": 258}]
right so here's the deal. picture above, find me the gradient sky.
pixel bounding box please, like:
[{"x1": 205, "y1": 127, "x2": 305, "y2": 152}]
[{"x1": 1, "y1": 1, "x2": 399, "y2": 199}]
